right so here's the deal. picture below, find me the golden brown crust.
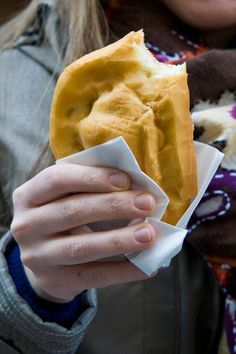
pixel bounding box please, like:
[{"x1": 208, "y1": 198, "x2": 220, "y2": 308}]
[{"x1": 50, "y1": 30, "x2": 197, "y2": 225}]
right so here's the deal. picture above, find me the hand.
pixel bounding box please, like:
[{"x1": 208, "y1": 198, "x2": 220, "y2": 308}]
[{"x1": 11, "y1": 164, "x2": 157, "y2": 302}]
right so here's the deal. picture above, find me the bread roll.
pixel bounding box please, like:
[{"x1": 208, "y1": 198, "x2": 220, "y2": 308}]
[{"x1": 50, "y1": 30, "x2": 197, "y2": 225}]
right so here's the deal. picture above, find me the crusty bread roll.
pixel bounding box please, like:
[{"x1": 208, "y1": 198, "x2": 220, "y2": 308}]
[{"x1": 50, "y1": 30, "x2": 197, "y2": 225}]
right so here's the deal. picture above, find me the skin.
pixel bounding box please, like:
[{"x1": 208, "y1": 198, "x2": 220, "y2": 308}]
[
  {"x1": 11, "y1": 164, "x2": 157, "y2": 302},
  {"x1": 162, "y1": 0, "x2": 236, "y2": 30}
]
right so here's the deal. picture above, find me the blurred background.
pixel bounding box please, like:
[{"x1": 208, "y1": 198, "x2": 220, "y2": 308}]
[{"x1": 0, "y1": 0, "x2": 30, "y2": 24}]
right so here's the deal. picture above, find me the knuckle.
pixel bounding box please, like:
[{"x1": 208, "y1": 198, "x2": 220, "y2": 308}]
[
  {"x1": 79, "y1": 167, "x2": 108, "y2": 190},
  {"x1": 49, "y1": 165, "x2": 68, "y2": 191},
  {"x1": 80, "y1": 168, "x2": 102, "y2": 188},
  {"x1": 12, "y1": 187, "x2": 24, "y2": 207},
  {"x1": 20, "y1": 251, "x2": 36, "y2": 269},
  {"x1": 11, "y1": 217, "x2": 31, "y2": 241},
  {"x1": 63, "y1": 199, "x2": 83, "y2": 225},
  {"x1": 108, "y1": 195, "x2": 128, "y2": 213},
  {"x1": 84, "y1": 171, "x2": 98, "y2": 186},
  {"x1": 88, "y1": 170, "x2": 109, "y2": 189},
  {"x1": 64, "y1": 238, "x2": 89, "y2": 261},
  {"x1": 110, "y1": 232, "x2": 125, "y2": 253}
]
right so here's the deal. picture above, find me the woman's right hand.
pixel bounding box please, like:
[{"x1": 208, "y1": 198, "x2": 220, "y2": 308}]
[{"x1": 11, "y1": 164, "x2": 157, "y2": 303}]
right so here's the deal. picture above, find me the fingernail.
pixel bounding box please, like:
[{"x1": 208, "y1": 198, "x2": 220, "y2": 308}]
[
  {"x1": 134, "y1": 227, "x2": 151, "y2": 243},
  {"x1": 109, "y1": 173, "x2": 130, "y2": 189},
  {"x1": 134, "y1": 193, "x2": 155, "y2": 210}
]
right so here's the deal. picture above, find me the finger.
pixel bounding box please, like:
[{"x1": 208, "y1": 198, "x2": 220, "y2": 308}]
[
  {"x1": 14, "y1": 164, "x2": 130, "y2": 206},
  {"x1": 74, "y1": 260, "x2": 152, "y2": 291},
  {"x1": 39, "y1": 260, "x2": 152, "y2": 299},
  {"x1": 39, "y1": 223, "x2": 156, "y2": 265},
  {"x1": 30, "y1": 191, "x2": 156, "y2": 236}
]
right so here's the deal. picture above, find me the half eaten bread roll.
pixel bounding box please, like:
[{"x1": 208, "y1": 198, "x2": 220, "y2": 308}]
[{"x1": 50, "y1": 30, "x2": 197, "y2": 225}]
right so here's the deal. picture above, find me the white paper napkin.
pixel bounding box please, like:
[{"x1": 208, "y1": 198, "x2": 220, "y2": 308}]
[{"x1": 57, "y1": 137, "x2": 223, "y2": 276}]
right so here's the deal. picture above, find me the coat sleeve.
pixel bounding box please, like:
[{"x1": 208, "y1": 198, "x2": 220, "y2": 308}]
[{"x1": 0, "y1": 48, "x2": 97, "y2": 354}]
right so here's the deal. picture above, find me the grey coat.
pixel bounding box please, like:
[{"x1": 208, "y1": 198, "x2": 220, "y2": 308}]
[
  {"x1": 0, "y1": 3, "x2": 223, "y2": 354},
  {"x1": 0, "y1": 41, "x2": 98, "y2": 353}
]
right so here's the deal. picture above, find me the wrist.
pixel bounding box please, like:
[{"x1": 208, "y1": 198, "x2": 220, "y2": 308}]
[{"x1": 6, "y1": 240, "x2": 87, "y2": 328}]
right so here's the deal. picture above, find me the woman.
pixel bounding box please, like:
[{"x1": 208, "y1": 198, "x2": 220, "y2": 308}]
[{"x1": 0, "y1": 1, "x2": 235, "y2": 353}]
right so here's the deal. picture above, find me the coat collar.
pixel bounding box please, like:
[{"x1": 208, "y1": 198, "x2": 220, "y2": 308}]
[{"x1": 15, "y1": 0, "x2": 62, "y2": 76}]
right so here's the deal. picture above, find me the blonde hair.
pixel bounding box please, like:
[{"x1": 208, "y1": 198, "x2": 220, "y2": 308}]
[{"x1": 0, "y1": 0, "x2": 110, "y2": 67}]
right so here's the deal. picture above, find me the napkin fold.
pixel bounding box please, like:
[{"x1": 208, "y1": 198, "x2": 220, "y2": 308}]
[{"x1": 57, "y1": 137, "x2": 223, "y2": 276}]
